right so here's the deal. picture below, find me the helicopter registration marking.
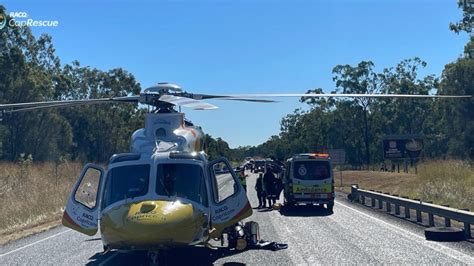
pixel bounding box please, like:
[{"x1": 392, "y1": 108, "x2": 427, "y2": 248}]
[{"x1": 76, "y1": 215, "x2": 97, "y2": 227}]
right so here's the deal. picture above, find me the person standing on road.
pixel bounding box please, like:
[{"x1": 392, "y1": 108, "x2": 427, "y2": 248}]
[
  {"x1": 263, "y1": 167, "x2": 276, "y2": 208},
  {"x1": 274, "y1": 176, "x2": 283, "y2": 204},
  {"x1": 238, "y1": 168, "x2": 248, "y2": 192},
  {"x1": 255, "y1": 173, "x2": 266, "y2": 208}
]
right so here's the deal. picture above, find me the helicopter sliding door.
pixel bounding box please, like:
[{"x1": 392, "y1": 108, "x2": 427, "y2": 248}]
[
  {"x1": 208, "y1": 159, "x2": 252, "y2": 237},
  {"x1": 62, "y1": 164, "x2": 104, "y2": 236}
]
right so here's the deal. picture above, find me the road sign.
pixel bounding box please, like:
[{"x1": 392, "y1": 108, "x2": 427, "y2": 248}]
[{"x1": 329, "y1": 149, "x2": 346, "y2": 165}]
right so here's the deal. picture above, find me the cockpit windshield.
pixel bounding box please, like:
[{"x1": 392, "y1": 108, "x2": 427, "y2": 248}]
[
  {"x1": 102, "y1": 164, "x2": 150, "y2": 209},
  {"x1": 156, "y1": 163, "x2": 208, "y2": 206}
]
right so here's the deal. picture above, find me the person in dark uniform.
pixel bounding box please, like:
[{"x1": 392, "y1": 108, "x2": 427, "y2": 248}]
[
  {"x1": 255, "y1": 173, "x2": 266, "y2": 208},
  {"x1": 274, "y1": 176, "x2": 283, "y2": 203},
  {"x1": 263, "y1": 167, "x2": 276, "y2": 209}
]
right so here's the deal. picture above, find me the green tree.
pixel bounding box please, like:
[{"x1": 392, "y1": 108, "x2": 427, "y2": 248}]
[
  {"x1": 332, "y1": 61, "x2": 378, "y2": 167},
  {"x1": 0, "y1": 7, "x2": 144, "y2": 162},
  {"x1": 449, "y1": 0, "x2": 473, "y2": 35},
  {"x1": 436, "y1": 57, "x2": 474, "y2": 159}
]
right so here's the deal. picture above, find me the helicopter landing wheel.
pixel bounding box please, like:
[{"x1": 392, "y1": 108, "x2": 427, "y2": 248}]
[{"x1": 227, "y1": 234, "x2": 237, "y2": 249}]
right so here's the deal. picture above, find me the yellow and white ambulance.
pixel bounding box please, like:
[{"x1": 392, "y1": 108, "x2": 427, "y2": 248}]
[{"x1": 283, "y1": 153, "x2": 334, "y2": 211}]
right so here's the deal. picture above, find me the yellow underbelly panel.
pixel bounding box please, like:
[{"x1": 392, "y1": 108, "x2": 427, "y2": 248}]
[{"x1": 100, "y1": 200, "x2": 206, "y2": 249}]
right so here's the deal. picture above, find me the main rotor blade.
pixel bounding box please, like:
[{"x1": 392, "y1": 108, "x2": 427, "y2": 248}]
[
  {"x1": 2, "y1": 102, "x2": 85, "y2": 113},
  {"x1": 0, "y1": 96, "x2": 140, "y2": 111},
  {"x1": 1, "y1": 100, "x2": 139, "y2": 114},
  {"x1": 183, "y1": 93, "x2": 276, "y2": 103},
  {"x1": 204, "y1": 93, "x2": 472, "y2": 99},
  {"x1": 217, "y1": 98, "x2": 277, "y2": 103},
  {"x1": 159, "y1": 95, "x2": 218, "y2": 110}
]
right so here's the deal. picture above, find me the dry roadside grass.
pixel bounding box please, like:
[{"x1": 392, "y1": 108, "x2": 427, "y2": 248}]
[
  {"x1": 0, "y1": 160, "x2": 81, "y2": 238},
  {"x1": 335, "y1": 160, "x2": 474, "y2": 211}
]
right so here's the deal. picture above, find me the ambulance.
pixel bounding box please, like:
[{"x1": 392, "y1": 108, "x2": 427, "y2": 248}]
[{"x1": 283, "y1": 153, "x2": 335, "y2": 211}]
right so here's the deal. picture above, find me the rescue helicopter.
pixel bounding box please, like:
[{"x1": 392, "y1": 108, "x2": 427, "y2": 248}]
[{"x1": 0, "y1": 83, "x2": 470, "y2": 262}]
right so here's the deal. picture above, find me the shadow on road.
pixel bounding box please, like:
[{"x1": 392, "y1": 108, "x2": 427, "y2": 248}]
[
  {"x1": 257, "y1": 208, "x2": 273, "y2": 212},
  {"x1": 84, "y1": 237, "x2": 101, "y2": 242},
  {"x1": 279, "y1": 204, "x2": 333, "y2": 217},
  {"x1": 86, "y1": 246, "x2": 249, "y2": 266}
]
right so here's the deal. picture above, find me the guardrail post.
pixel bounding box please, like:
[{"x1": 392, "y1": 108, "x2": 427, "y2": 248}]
[
  {"x1": 350, "y1": 184, "x2": 358, "y2": 202},
  {"x1": 371, "y1": 198, "x2": 375, "y2": 207},
  {"x1": 423, "y1": 201, "x2": 435, "y2": 226},
  {"x1": 444, "y1": 218, "x2": 451, "y2": 227},
  {"x1": 414, "y1": 199, "x2": 422, "y2": 222},
  {"x1": 416, "y1": 210, "x2": 422, "y2": 223},
  {"x1": 378, "y1": 199, "x2": 383, "y2": 209},
  {"x1": 439, "y1": 204, "x2": 451, "y2": 227},
  {"x1": 460, "y1": 208, "x2": 471, "y2": 238},
  {"x1": 386, "y1": 202, "x2": 391, "y2": 213},
  {"x1": 391, "y1": 194, "x2": 400, "y2": 215},
  {"x1": 464, "y1": 223, "x2": 471, "y2": 238},
  {"x1": 428, "y1": 213, "x2": 435, "y2": 226},
  {"x1": 404, "y1": 206, "x2": 410, "y2": 219},
  {"x1": 360, "y1": 195, "x2": 365, "y2": 205}
]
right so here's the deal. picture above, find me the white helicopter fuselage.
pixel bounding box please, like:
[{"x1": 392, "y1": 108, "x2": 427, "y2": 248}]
[
  {"x1": 130, "y1": 112, "x2": 205, "y2": 154},
  {"x1": 62, "y1": 112, "x2": 252, "y2": 250}
]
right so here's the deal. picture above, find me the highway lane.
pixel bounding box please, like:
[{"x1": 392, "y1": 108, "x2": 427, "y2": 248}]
[{"x1": 1, "y1": 172, "x2": 473, "y2": 265}]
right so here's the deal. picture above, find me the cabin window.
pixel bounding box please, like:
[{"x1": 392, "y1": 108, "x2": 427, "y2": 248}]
[
  {"x1": 102, "y1": 164, "x2": 150, "y2": 209},
  {"x1": 74, "y1": 167, "x2": 101, "y2": 209},
  {"x1": 210, "y1": 161, "x2": 239, "y2": 203},
  {"x1": 156, "y1": 163, "x2": 208, "y2": 207},
  {"x1": 293, "y1": 161, "x2": 331, "y2": 180}
]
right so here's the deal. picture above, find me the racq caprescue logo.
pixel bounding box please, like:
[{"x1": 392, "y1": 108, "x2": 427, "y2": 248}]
[
  {"x1": 0, "y1": 11, "x2": 6, "y2": 30},
  {"x1": 6, "y1": 11, "x2": 59, "y2": 28}
]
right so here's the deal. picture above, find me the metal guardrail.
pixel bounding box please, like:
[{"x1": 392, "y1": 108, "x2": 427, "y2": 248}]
[{"x1": 350, "y1": 184, "x2": 473, "y2": 238}]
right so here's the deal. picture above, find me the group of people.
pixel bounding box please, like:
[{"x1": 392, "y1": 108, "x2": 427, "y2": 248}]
[
  {"x1": 260, "y1": 168, "x2": 283, "y2": 209},
  {"x1": 238, "y1": 167, "x2": 282, "y2": 209}
]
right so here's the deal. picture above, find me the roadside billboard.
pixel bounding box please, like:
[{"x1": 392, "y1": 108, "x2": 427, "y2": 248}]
[{"x1": 383, "y1": 135, "x2": 423, "y2": 159}]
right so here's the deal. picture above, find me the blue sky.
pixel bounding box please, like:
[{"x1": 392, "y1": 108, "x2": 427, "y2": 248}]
[{"x1": 3, "y1": 0, "x2": 470, "y2": 148}]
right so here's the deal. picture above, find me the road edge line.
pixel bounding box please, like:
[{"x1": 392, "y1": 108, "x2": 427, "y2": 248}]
[
  {"x1": 335, "y1": 201, "x2": 474, "y2": 264},
  {"x1": 0, "y1": 229, "x2": 72, "y2": 258}
]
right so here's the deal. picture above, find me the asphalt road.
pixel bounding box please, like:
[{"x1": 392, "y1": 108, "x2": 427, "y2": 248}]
[{"x1": 1, "y1": 173, "x2": 473, "y2": 265}]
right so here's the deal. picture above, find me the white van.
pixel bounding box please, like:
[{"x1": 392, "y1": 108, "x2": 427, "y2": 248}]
[{"x1": 283, "y1": 153, "x2": 334, "y2": 211}]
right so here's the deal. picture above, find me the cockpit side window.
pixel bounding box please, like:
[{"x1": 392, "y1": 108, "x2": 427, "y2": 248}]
[
  {"x1": 102, "y1": 164, "x2": 150, "y2": 209},
  {"x1": 156, "y1": 163, "x2": 208, "y2": 207}
]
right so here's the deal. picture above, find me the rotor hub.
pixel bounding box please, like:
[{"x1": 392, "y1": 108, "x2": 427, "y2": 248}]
[{"x1": 144, "y1": 83, "x2": 182, "y2": 94}]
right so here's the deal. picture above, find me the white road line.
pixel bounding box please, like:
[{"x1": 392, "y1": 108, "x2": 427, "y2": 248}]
[
  {"x1": 335, "y1": 201, "x2": 474, "y2": 263},
  {"x1": 0, "y1": 229, "x2": 72, "y2": 258}
]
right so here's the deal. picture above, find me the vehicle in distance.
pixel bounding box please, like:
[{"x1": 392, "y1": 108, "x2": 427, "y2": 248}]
[
  {"x1": 252, "y1": 159, "x2": 267, "y2": 173},
  {"x1": 244, "y1": 158, "x2": 254, "y2": 171},
  {"x1": 283, "y1": 153, "x2": 335, "y2": 211}
]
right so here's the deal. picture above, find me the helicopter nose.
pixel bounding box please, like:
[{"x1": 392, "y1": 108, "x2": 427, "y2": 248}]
[{"x1": 100, "y1": 200, "x2": 207, "y2": 247}]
